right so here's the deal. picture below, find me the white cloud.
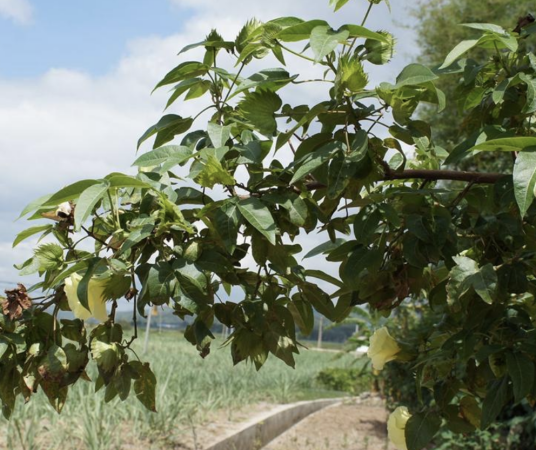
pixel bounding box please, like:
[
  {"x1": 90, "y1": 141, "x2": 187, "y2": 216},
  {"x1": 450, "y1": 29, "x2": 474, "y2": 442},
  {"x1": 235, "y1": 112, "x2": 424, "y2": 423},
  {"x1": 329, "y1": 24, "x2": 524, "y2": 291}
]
[
  {"x1": 0, "y1": 0, "x2": 33, "y2": 24},
  {"x1": 0, "y1": 0, "x2": 417, "y2": 285}
]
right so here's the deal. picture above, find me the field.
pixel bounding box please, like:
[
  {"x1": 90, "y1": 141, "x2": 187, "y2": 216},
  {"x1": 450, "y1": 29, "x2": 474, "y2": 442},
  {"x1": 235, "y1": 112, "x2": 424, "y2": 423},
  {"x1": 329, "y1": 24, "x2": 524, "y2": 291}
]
[{"x1": 0, "y1": 331, "x2": 362, "y2": 450}]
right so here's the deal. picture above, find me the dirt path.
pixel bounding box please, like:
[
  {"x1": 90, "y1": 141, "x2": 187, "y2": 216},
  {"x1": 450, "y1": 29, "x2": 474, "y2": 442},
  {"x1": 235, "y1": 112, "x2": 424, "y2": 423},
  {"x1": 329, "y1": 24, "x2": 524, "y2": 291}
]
[{"x1": 264, "y1": 395, "x2": 395, "y2": 450}]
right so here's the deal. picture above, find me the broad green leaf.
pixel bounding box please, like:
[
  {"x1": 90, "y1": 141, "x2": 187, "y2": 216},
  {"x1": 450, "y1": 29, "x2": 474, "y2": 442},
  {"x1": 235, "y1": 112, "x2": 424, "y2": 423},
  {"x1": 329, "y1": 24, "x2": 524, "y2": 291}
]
[
  {"x1": 462, "y1": 23, "x2": 506, "y2": 34},
  {"x1": 276, "y1": 20, "x2": 329, "y2": 42},
  {"x1": 230, "y1": 69, "x2": 298, "y2": 99},
  {"x1": 207, "y1": 122, "x2": 231, "y2": 148},
  {"x1": 131, "y1": 361, "x2": 157, "y2": 412},
  {"x1": 165, "y1": 78, "x2": 209, "y2": 109},
  {"x1": 43, "y1": 180, "x2": 100, "y2": 207},
  {"x1": 301, "y1": 284, "x2": 335, "y2": 319},
  {"x1": 506, "y1": 352, "x2": 535, "y2": 403},
  {"x1": 288, "y1": 298, "x2": 314, "y2": 335},
  {"x1": 303, "y1": 238, "x2": 346, "y2": 259},
  {"x1": 239, "y1": 90, "x2": 282, "y2": 136},
  {"x1": 138, "y1": 115, "x2": 194, "y2": 150},
  {"x1": 195, "y1": 155, "x2": 236, "y2": 188},
  {"x1": 513, "y1": 150, "x2": 536, "y2": 216},
  {"x1": 440, "y1": 39, "x2": 479, "y2": 69},
  {"x1": 309, "y1": 26, "x2": 349, "y2": 62},
  {"x1": 238, "y1": 198, "x2": 277, "y2": 245},
  {"x1": 290, "y1": 144, "x2": 335, "y2": 184},
  {"x1": 353, "y1": 209, "x2": 381, "y2": 244},
  {"x1": 119, "y1": 223, "x2": 155, "y2": 255},
  {"x1": 214, "y1": 199, "x2": 240, "y2": 254},
  {"x1": 35, "y1": 243, "x2": 64, "y2": 270},
  {"x1": 329, "y1": 0, "x2": 350, "y2": 11},
  {"x1": 13, "y1": 225, "x2": 52, "y2": 248},
  {"x1": 77, "y1": 258, "x2": 105, "y2": 311},
  {"x1": 471, "y1": 263, "x2": 497, "y2": 304},
  {"x1": 18, "y1": 193, "x2": 53, "y2": 219},
  {"x1": 447, "y1": 256, "x2": 496, "y2": 304},
  {"x1": 132, "y1": 145, "x2": 192, "y2": 167},
  {"x1": 392, "y1": 64, "x2": 438, "y2": 89},
  {"x1": 107, "y1": 175, "x2": 152, "y2": 189},
  {"x1": 74, "y1": 182, "x2": 109, "y2": 231},
  {"x1": 471, "y1": 137, "x2": 536, "y2": 152},
  {"x1": 405, "y1": 411, "x2": 441, "y2": 450},
  {"x1": 481, "y1": 377, "x2": 509, "y2": 429},
  {"x1": 154, "y1": 61, "x2": 209, "y2": 91},
  {"x1": 339, "y1": 24, "x2": 390, "y2": 43},
  {"x1": 304, "y1": 269, "x2": 344, "y2": 288},
  {"x1": 519, "y1": 73, "x2": 536, "y2": 114},
  {"x1": 341, "y1": 247, "x2": 382, "y2": 290}
]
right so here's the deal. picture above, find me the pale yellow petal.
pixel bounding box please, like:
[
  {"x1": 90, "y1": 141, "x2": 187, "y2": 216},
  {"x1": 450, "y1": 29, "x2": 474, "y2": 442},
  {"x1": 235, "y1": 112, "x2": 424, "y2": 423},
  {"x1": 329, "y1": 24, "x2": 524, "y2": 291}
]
[
  {"x1": 64, "y1": 274, "x2": 91, "y2": 320},
  {"x1": 387, "y1": 407, "x2": 410, "y2": 450},
  {"x1": 87, "y1": 278, "x2": 109, "y2": 323}
]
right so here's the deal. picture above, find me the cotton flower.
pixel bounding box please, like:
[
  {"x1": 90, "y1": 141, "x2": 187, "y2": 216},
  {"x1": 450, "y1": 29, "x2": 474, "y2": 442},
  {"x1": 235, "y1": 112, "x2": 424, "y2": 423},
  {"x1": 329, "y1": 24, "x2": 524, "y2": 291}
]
[
  {"x1": 64, "y1": 273, "x2": 109, "y2": 322},
  {"x1": 367, "y1": 327, "x2": 401, "y2": 370},
  {"x1": 387, "y1": 406, "x2": 411, "y2": 450}
]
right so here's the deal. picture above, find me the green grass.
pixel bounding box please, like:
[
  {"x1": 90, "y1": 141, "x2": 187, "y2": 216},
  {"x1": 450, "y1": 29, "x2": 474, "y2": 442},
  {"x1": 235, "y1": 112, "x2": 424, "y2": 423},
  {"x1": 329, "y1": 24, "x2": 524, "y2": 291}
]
[{"x1": 0, "y1": 330, "x2": 362, "y2": 450}]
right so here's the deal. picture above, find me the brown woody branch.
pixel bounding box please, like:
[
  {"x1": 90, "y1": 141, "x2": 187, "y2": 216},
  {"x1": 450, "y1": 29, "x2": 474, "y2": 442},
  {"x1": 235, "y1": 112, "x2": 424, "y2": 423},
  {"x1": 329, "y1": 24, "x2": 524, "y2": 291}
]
[{"x1": 304, "y1": 169, "x2": 506, "y2": 191}]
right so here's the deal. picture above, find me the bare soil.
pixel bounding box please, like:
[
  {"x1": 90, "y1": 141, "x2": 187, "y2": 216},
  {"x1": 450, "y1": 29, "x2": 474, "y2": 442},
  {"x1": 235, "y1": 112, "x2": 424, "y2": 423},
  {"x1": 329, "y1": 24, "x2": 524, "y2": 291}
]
[{"x1": 264, "y1": 395, "x2": 395, "y2": 450}]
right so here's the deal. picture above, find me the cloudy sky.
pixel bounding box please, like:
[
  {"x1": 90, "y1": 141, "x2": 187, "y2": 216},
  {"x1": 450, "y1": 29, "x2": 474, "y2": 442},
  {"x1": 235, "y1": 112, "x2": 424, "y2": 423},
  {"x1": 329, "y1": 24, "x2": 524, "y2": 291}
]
[{"x1": 0, "y1": 0, "x2": 419, "y2": 291}]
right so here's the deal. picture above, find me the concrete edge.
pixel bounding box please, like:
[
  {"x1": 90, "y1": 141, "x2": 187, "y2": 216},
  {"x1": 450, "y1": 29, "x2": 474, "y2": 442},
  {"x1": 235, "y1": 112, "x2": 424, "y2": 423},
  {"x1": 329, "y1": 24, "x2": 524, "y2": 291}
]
[{"x1": 203, "y1": 398, "x2": 343, "y2": 450}]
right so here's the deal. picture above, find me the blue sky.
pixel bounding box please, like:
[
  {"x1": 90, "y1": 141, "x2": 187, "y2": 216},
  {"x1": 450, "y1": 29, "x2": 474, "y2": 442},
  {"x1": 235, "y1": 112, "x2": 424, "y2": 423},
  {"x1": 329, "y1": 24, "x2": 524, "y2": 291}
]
[
  {"x1": 0, "y1": 0, "x2": 419, "y2": 292},
  {"x1": 0, "y1": 0, "x2": 194, "y2": 78}
]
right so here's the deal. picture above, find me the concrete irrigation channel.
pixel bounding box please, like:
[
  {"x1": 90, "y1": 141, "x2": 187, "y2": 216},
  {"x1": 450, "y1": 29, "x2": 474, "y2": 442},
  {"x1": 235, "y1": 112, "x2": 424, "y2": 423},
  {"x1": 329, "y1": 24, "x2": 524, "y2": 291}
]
[{"x1": 203, "y1": 398, "x2": 343, "y2": 450}]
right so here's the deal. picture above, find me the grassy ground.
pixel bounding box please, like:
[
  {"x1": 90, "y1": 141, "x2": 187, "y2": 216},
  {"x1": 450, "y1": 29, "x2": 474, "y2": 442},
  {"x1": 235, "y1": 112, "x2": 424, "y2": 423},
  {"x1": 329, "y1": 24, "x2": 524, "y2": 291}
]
[{"x1": 0, "y1": 331, "x2": 361, "y2": 450}]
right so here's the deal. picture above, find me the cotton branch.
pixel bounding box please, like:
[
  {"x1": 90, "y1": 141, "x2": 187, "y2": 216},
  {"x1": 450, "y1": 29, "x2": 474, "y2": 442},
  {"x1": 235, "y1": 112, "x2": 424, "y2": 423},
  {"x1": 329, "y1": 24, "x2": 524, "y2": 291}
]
[{"x1": 303, "y1": 169, "x2": 506, "y2": 192}]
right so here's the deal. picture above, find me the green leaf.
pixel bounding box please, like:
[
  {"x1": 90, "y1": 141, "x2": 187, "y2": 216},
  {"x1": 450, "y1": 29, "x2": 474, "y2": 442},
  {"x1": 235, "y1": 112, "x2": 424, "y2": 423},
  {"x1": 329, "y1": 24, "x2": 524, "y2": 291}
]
[
  {"x1": 77, "y1": 258, "x2": 105, "y2": 311},
  {"x1": 305, "y1": 269, "x2": 344, "y2": 288},
  {"x1": 288, "y1": 298, "x2": 314, "y2": 335},
  {"x1": 131, "y1": 362, "x2": 157, "y2": 412},
  {"x1": 405, "y1": 411, "x2": 441, "y2": 450},
  {"x1": 74, "y1": 182, "x2": 109, "y2": 231},
  {"x1": 214, "y1": 200, "x2": 241, "y2": 254},
  {"x1": 471, "y1": 137, "x2": 536, "y2": 152},
  {"x1": 106, "y1": 175, "x2": 152, "y2": 189},
  {"x1": 440, "y1": 39, "x2": 479, "y2": 69},
  {"x1": 303, "y1": 239, "x2": 346, "y2": 259},
  {"x1": 238, "y1": 198, "x2": 277, "y2": 245},
  {"x1": 207, "y1": 122, "x2": 231, "y2": 148},
  {"x1": 290, "y1": 144, "x2": 335, "y2": 184},
  {"x1": 481, "y1": 377, "x2": 509, "y2": 429},
  {"x1": 506, "y1": 352, "x2": 535, "y2": 403},
  {"x1": 301, "y1": 284, "x2": 335, "y2": 319},
  {"x1": 154, "y1": 61, "x2": 209, "y2": 91},
  {"x1": 329, "y1": 0, "x2": 350, "y2": 11},
  {"x1": 339, "y1": 24, "x2": 391, "y2": 43},
  {"x1": 138, "y1": 115, "x2": 194, "y2": 149},
  {"x1": 462, "y1": 23, "x2": 506, "y2": 34},
  {"x1": 276, "y1": 20, "x2": 329, "y2": 42},
  {"x1": 519, "y1": 73, "x2": 536, "y2": 114},
  {"x1": 18, "y1": 193, "x2": 53, "y2": 219},
  {"x1": 43, "y1": 180, "x2": 100, "y2": 207},
  {"x1": 35, "y1": 243, "x2": 64, "y2": 270},
  {"x1": 132, "y1": 145, "x2": 192, "y2": 167},
  {"x1": 513, "y1": 150, "x2": 536, "y2": 217},
  {"x1": 471, "y1": 264, "x2": 497, "y2": 304},
  {"x1": 353, "y1": 209, "x2": 381, "y2": 244},
  {"x1": 239, "y1": 90, "x2": 282, "y2": 136},
  {"x1": 310, "y1": 26, "x2": 349, "y2": 62},
  {"x1": 447, "y1": 256, "x2": 497, "y2": 305},
  {"x1": 13, "y1": 225, "x2": 52, "y2": 248},
  {"x1": 392, "y1": 64, "x2": 438, "y2": 89},
  {"x1": 341, "y1": 247, "x2": 382, "y2": 290},
  {"x1": 230, "y1": 69, "x2": 298, "y2": 99},
  {"x1": 196, "y1": 155, "x2": 236, "y2": 188}
]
